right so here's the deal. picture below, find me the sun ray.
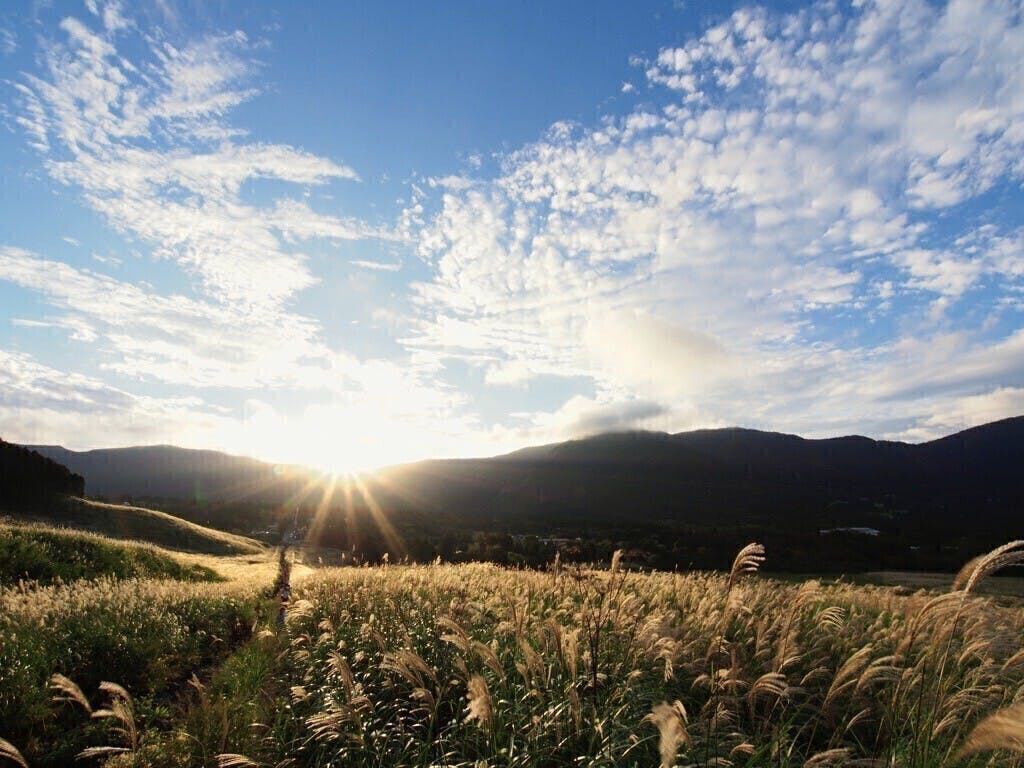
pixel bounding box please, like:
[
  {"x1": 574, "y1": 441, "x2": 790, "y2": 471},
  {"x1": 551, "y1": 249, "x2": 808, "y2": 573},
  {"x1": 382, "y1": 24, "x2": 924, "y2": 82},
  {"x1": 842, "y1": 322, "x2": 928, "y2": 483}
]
[
  {"x1": 305, "y1": 473, "x2": 340, "y2": 554},
  {"x1": 351, "y1": 472, "x2": 407, "y2": 561}
]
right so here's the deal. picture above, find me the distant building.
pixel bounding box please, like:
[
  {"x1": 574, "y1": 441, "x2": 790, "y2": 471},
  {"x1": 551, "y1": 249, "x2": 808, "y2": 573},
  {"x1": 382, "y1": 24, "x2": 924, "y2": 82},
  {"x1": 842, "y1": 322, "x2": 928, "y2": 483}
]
[{"x1": 819, "y1": 527, "x2": 881, "y2": 536}]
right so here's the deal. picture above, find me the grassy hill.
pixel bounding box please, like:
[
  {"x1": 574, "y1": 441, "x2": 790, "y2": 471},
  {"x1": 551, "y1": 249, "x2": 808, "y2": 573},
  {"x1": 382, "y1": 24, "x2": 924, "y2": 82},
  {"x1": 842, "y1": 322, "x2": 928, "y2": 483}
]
[
  {"x1": 2, "y1": 497, "x2": 263, "y2": 556},
  {"x1": 0, "y1": 522, "x2": 221, "y2": 586}
]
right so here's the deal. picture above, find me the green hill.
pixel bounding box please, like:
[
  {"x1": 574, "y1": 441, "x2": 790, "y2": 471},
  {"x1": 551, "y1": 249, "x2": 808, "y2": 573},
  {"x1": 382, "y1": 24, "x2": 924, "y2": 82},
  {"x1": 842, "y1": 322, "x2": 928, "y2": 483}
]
[
  {"x1": 0, "y1": 522, "x2": 221, "y2": 586},
  {"x1": 2, "y1": 497, "x2": 263, "y2": 556}
]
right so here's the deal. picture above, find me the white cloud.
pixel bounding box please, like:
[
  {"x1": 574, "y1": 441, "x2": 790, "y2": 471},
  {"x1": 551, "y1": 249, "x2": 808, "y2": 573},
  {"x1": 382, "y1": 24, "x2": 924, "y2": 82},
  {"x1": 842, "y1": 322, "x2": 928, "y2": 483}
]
[
  {"x1": 15, "y1": 13, "x2": 372, "y2": 308},
  {"x1": 528, "y1": 395, "x2": 672, "y2": 439},
  {"x1": 0, "y1": 28, "x2": 16, "y2": 55},
  {"x1": 406, "y1": 0, "x2": 1024, "y2": 444},
  {"x1": 350, "y1": 259, "x2": 402, "y2": 272},
  {"x1": 583, "y1": 311, "x2": 734, "y2": 401},
  {"x1": 0, "y1": 242, "x2": 473, "y2": 462},
  {"x1": 0, "y1": 246, "x2": 322, "y2": 388},
  {"x1": 0, "y1": 348, "x2": 232, "y2": 449},
  {"x1": 85, "y1": 0, "x2": 130, "y2": 33},
  {"x1": 0, "y1": 246, "x2": 444, "y2": 403},
  {"x1": 894, "y1": 387, "x2": 1024, "y2": 442}
]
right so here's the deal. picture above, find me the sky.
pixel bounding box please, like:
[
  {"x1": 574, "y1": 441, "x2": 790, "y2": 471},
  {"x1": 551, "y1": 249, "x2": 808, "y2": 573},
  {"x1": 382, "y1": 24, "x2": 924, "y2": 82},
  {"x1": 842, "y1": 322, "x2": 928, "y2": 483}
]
[{"x1": 0, "y1": 0, "x2": 1022, "y2": 472}]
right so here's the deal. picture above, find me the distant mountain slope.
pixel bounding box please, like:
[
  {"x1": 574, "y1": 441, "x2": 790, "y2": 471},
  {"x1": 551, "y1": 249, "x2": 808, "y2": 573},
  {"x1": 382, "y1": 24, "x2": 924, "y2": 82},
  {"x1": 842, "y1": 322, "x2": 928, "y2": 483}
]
[
  {"x1": 0, "y1": 438, "x2": 84, "y2": 505},
  {"x1": 24, "y1": 417, "x2": 1024, "y2": 516},
  {"x1": 14, "y1": 417, "x2": 1024, "y2": 572},
  {"x1": 28, "y1": 444, "x2": 319, "y2": 504},
  {"x1": 21, "y1": 417, "x2": 1024, "y2": 549},
  {"x1": 367, "y1": 416, "x2": 1024, "y2": 529}
]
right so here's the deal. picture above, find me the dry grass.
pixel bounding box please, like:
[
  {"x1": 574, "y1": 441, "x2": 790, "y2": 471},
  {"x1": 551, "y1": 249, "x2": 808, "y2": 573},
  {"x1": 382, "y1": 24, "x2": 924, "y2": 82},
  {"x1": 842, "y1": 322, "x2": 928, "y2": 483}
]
[
  {"x1": 860, "y1": 571, "x2": 1024, "y2": 599},
  {"x1": 2, "y1": 542, "x2": 1023, "y2": 767},
  {"x1": 223, "y1": 544, "x2": 1021, "y2": 767},
  {"x1": 0, "y1": 564, "x2": 272, "y2": 766},
  {"x1": 171, "y1": 546, "x2": 314, "y2": 588}
]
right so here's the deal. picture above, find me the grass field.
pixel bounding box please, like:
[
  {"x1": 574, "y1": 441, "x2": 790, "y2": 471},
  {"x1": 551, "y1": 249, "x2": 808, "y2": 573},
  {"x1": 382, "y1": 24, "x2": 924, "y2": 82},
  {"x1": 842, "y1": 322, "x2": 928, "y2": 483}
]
[
  {"x1": 0, "y1": 543, "x2": 278, "y2": 767},
  {"x1": 2, "y1": 541, "x2": 1024, "y2": 767}
]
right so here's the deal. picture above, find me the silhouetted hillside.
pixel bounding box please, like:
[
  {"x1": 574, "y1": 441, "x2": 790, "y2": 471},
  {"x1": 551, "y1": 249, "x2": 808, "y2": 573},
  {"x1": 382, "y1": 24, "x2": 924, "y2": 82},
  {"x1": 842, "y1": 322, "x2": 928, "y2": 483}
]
[
  {"x1": 370, "y1": 418, "x2": 1024, "y2": 529},
  {"x1": 19, "y1": 417, "x2": 1024, "y2": 572},
  {"x1": 332, "y1": 417, "x2": 1024, "y2": 571},
  {"x1": 0, "y1": 438, "x2": 84, "y2": 506},
  {"x1": 28, "y1": 444, "x2": 320, "y2": 505}
]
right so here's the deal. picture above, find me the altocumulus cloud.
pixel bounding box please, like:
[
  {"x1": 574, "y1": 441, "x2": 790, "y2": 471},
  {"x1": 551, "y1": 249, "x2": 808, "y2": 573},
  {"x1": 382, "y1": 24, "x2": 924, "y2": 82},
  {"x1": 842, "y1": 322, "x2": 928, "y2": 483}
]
[{"x1": 407, "y1": 0, "x2": 1024, "y2": 443}]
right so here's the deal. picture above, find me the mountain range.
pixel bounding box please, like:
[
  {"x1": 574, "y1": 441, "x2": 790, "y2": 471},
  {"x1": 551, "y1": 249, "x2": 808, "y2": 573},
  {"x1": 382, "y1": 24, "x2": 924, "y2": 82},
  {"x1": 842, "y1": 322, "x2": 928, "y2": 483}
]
[
  {"x1": 369, "y1": 416, "x2": 1024, "y2": 525},
  {"x1": 24, "y1": 417, "x2": 1024, "y2": 519},
  {"x1": 13, "y1": 416, "x2": 1024, "y2": 571}
]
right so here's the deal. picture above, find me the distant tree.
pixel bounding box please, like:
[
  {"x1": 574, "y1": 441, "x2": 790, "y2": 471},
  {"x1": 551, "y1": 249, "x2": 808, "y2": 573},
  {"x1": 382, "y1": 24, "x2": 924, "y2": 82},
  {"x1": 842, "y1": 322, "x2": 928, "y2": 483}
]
[{"x1": 0, "y1": 439, "x2": 84, "y2": 506}]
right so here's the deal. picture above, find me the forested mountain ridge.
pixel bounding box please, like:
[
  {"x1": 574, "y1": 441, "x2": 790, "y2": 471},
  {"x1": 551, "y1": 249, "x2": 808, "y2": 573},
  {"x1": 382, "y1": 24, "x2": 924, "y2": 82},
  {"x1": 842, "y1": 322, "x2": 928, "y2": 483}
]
[{"x1": 26, "y1": 417, "x2": 1024, "y2": 521}]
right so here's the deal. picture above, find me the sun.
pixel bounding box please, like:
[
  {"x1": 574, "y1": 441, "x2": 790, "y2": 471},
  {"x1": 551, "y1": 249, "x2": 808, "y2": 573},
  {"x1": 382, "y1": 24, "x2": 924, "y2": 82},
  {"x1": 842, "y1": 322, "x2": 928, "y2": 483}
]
[
  {"x1": 233, "y1": 404, "x2": 410, "y2": 475},
  {"x1": 230, "y1": 397, "x2": 504, "y2": 476}
]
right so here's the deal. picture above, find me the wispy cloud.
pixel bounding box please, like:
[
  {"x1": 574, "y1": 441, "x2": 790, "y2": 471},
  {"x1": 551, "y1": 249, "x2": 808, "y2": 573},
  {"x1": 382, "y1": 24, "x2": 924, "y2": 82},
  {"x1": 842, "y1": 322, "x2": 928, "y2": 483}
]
[
  {"x1": 16, "y1": 12, "x2": 366, "y2": 307},
  {"x1": 0, "y1": 347, "x2": 233, "y2": 449},
  {"x1": 84, "y1": 0, "x2": 130, "y2": 33},
  {"x1": 0, "y1": 28, "x2": 16, "y2": 56},
  {"x1": 351, "y1": 259, "x2": 402, "y2": 272}
]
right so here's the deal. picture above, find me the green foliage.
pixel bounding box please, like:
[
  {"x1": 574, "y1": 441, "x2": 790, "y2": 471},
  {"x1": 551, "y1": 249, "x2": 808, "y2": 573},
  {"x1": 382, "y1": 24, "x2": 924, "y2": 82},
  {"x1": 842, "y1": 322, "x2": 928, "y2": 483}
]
[
  {"x1": 0, "y1": 524, "x2": 220, "y2": 586},
  {"x1": 0, "y1": 577, "x2": 266, "y2": 767}
]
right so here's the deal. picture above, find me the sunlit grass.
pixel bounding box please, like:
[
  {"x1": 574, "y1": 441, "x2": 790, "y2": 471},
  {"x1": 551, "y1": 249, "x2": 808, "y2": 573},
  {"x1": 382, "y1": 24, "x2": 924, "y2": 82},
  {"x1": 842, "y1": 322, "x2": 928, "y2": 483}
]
[
  {"x1": 0, "y1": 573, "x2": 270, "y2": 766},
  {"x1": 173, "y1": 548, "x2": 313, "y2": 587},
  {"x1": 2, "y1": 542, "x2": 1023, "y2": 767}
]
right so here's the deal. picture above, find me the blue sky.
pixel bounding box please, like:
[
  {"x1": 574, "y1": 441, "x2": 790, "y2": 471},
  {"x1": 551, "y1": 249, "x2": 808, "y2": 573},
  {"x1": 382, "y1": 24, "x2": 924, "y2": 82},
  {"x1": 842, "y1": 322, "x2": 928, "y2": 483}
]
[{"x1": 0, "y1": 0, "x2": 1023, "y2": 471}]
